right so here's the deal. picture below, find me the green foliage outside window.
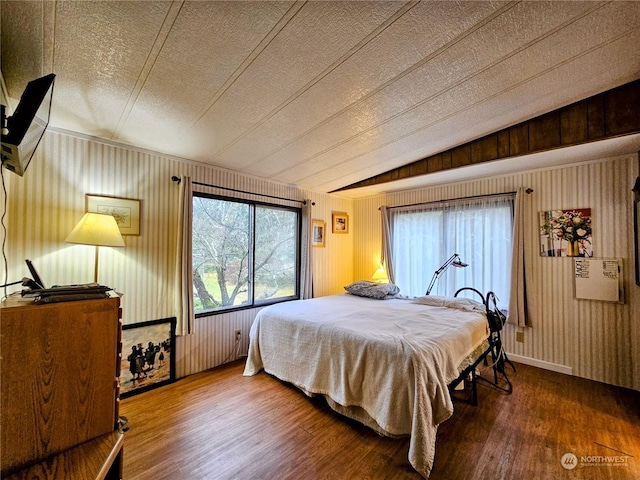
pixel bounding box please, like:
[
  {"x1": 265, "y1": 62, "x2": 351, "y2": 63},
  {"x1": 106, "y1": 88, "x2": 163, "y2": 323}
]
[{"x1": 192, "y1": 195, "x2": 299, "y2": 314}]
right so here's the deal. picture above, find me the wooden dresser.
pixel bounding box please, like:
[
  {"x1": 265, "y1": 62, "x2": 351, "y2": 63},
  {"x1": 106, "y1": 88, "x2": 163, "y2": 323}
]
[{"x1": 0, "y1": 297, "x2": 124, "y2": 479}]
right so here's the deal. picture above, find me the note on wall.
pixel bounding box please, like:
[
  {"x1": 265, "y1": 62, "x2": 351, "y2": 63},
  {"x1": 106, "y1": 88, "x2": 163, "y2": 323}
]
[{"x1": 573, "y1": 258, "x2": 623, "y2": 303}]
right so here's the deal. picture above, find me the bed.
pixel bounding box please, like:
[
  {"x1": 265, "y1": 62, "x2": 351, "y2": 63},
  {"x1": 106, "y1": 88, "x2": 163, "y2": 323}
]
[{"x1": 243, "y1": 289, "x2": 493, "y2": 478}]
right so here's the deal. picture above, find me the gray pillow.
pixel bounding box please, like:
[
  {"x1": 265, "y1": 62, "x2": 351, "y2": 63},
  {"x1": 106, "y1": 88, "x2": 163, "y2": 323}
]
[{"x1": 344, "y1": 280, "x2": 400, "y2": 299}]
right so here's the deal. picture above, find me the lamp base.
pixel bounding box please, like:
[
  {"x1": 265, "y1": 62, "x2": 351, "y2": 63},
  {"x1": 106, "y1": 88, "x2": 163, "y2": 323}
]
[{"x1": 94, "y1": 245, "x2": 99, "y2": 284}]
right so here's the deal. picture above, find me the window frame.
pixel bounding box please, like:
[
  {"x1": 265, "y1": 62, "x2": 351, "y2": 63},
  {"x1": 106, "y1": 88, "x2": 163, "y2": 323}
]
[
  {"x1": 192, "y1": 192, "x2": 302, "y2": 318},
  {"x1": 389, "y1": 194, "x2": 514, "y2": 304}
]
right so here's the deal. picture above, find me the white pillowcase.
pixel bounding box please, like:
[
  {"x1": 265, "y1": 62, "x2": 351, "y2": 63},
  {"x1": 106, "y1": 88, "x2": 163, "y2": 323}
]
[{"x1": 412, "y1": 295, "x2": 485, "y2": 312}]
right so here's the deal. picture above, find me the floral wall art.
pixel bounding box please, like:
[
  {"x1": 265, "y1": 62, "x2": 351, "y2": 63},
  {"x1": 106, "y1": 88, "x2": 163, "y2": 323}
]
[{"x1": 539, "y1": 208, "x2": 593, "y2": 257}]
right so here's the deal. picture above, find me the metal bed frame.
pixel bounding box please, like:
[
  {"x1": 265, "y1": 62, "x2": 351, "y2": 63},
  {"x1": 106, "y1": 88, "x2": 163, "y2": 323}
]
[{"x1": 448, "y1": 287, "x2": 515, "y2": 406}]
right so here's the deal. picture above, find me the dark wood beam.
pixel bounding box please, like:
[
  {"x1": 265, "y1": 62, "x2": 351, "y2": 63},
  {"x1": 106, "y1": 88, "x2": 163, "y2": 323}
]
[{"x1": 332, "y1": 78, "x2": 640, "y2": 193}]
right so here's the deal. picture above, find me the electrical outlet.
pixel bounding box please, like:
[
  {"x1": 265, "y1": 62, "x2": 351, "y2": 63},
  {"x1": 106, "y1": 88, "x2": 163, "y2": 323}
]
[
  {"x1": 235, "y1": 329, "x2": 241, "y2": 341},
  {"x1": 516, "y1": 331, "x2": 524, "y2": 343}
]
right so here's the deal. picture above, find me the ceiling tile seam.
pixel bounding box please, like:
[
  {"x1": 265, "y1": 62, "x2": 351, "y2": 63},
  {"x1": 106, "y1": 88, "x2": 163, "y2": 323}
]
[
  {"x1": 111, "y1": 1, "x2": 185, "y2": 142},
  {"x1": 180, "y1": 0, "x2": 307, "y2": 136},
  {"x1": 294, "y1": 30, "x2": 640, "y2": 189},
  {"x1": 209, "y1": 0, "x2": 420, "y2": 160},
  {"x1": 299, "y1": 74, "x2": 639, "y2": 192},
  {"x1": 42, "y1": 0, "x2": 56, "y2": 75},
  {"x1": 261, "y1": 1, "x2": 612, "y2": 180},
  {"x1": 257, "y1": 1, "x2": 612, "y2": 178},
  {"x1": 236, "y1": 0, "x2": 522, "y2": 172},
  {"x1": 309, "y1": 26, "x2": 637, "y2": 185}
]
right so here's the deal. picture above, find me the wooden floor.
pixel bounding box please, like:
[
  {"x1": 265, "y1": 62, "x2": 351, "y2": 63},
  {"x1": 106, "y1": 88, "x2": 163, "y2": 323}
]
[{"x1": 120, "y1": 359, "x2": 640, "y2": 480}]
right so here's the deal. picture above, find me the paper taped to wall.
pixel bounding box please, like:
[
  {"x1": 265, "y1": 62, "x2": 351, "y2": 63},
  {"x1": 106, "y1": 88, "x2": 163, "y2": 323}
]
[{"x1": 574, "y1": 258, "x2": 623, "y2": 303}]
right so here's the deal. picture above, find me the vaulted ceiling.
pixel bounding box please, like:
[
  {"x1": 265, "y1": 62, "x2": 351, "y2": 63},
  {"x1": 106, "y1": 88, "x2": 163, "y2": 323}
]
[{"x1": 2, "y1": 1, "x2": 639, "y2": 197}]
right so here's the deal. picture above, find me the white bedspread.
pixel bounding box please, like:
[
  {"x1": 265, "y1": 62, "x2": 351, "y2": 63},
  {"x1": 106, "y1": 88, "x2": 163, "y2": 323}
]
[{"x1": 243, "y1": 294, "x2": 488, "y2": 478}]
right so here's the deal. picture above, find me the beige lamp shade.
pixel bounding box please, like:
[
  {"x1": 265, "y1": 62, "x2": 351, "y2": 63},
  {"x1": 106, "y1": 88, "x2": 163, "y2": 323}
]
[
  {"x1": 66, "y1": 212, "x2": 125, "y2": 284},
  {"x1": 371, "y1": 264, "x2": 388, "y2": 283},
  {"x1": 65, "y1": 212, "x2": 125, "y2": 247}
]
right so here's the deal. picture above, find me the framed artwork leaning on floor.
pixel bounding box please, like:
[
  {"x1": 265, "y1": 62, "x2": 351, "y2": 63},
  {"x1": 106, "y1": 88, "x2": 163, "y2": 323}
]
[{"x1": 120, "y1": 317, "x2": 176, "y2": 398}]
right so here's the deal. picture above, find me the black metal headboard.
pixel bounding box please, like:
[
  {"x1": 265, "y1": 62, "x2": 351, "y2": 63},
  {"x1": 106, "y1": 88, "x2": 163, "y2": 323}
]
[
  {"x1": 454, "y1": 287, "x2": 506, "y2": 333},
  {"x1": 454, "y1": 287, "x2": 485, "y2": 306}
]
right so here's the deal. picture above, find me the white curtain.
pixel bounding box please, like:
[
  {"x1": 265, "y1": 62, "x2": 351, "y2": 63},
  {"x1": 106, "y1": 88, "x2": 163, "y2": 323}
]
[
  {"x1": 174, "y1": 175, "x2": 194, "y2": 335},
  {"x1": 299, "y1": 199, "x2": 314, "y2": 299},
  {"x1": 380, "y1": 206, "x2": 395, "y2": 284},
  {"x1": 507, "y1": 187, "x2": 533, "y2": 326},
  {"x1": 390, "y1": 195, "x2": 514, "y2": 307}
]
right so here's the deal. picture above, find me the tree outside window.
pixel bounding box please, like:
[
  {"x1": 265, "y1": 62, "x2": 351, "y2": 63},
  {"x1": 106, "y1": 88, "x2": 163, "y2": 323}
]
[{"x1": 192, "y1": 194, "x2": 299, "y2": 314}]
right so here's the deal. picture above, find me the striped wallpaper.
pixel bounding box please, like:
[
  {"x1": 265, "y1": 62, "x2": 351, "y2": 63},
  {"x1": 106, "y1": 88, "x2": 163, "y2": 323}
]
[
  {"x1": 3, "y1": 129, "x2": 638, "y2": 390},
  {"x1": 1, "y1": 129, "x2": 353, "y2": 378},
  {"x1": 353, "y1": 154, "x2": 640, "y2": 391}
]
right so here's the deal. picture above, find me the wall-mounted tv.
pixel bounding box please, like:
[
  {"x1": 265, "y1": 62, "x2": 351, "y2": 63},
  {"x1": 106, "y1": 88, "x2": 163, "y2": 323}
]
[{"x1": 1, "y1": 73, "x2": 55, "y2": 176}]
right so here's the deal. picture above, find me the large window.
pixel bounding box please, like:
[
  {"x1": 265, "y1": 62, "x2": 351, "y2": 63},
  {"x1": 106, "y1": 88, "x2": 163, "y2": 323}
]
[
  {"x1": 390, "y1": 195, "x2": 513, "y2": 308},
  {"x1": 192, "y1": 194, "x2": 300, "y2": 315}
]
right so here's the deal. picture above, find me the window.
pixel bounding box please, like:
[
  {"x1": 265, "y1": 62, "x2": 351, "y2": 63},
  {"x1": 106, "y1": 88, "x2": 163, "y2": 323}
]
[
  {"x1": 192, "y1": 194, "x2": 300, "y2": 315},
  {"x1": 390, "y1": 195, "x2": 513, "y2": 308}
]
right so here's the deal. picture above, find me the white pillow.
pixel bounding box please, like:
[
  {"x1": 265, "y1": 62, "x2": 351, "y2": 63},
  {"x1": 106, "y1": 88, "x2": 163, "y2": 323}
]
[{"x1": 412, "y1": 295, "x2": 485, "y2": 312}]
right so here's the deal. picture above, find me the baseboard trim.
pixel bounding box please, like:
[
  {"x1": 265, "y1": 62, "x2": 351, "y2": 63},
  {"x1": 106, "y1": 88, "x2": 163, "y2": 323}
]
[{"x1": 506, "y1": 353, "x2": 573, "y2": 376}]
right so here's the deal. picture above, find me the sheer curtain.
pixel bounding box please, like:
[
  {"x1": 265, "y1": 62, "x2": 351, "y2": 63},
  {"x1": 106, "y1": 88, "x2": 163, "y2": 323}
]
[{"x1": 390, "y1": 195, "x2": 514, "y2": 308}]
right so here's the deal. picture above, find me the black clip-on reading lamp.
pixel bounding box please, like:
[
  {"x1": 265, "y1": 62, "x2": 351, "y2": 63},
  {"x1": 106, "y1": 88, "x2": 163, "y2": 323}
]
[{"x1": 425, "y1": 253, "x2": 468, "y2": 295}]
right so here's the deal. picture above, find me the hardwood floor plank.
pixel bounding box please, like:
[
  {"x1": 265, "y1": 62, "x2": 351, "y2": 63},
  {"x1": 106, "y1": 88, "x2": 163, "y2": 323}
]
[{"x1": 121, "y1": 360, "x2": 640, "y2": 479}]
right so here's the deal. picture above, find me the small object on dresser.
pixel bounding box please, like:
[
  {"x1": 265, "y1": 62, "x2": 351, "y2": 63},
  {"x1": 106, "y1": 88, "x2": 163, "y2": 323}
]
[{"x1": 33, "y1": 283, "x2": 114, "y2": 304}]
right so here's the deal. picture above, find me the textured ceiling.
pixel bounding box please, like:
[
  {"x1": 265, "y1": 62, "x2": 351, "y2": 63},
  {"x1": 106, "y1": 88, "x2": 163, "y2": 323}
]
[{"x1": 2, "y1": 1, "x2": 639, "y2": 197}]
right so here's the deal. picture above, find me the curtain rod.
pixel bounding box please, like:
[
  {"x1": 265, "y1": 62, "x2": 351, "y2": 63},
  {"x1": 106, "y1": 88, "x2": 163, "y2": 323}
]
[
  {"x1": 379, "y1": 188, "x2": 533, "y2": 210},
  {"x1": 171, "y1": 176, "x2": 313, "y2": 205}
]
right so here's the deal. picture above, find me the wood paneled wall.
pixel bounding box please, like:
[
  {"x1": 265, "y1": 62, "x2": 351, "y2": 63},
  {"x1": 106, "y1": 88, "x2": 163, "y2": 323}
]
[
  {"x1": 1, "y1": 129, "x2": 353, "y2": 378},
  {"x1": 353, "y1": 153, "x2": 640, "y2": 391}
]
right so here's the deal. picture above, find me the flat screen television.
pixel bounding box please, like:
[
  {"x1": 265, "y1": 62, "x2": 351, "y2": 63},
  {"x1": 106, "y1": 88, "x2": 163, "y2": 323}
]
[{"x1": 1, "y1": 73, "x2": 55, "y2": 176}]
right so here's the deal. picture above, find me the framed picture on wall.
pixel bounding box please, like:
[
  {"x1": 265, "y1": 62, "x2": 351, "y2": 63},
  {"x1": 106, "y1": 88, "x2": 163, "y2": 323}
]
[
  {"x1": 332, "y1": 212, "x2": 349, "y2": 234},
  {"x1": 86, "y1": 194, "x2": 141, "y2": 235},
  {"x1": 312, "y1": 219, "x2": 326, "y2": 247},
  {"x1": 539, "y1": 208, "x2": 592, "y2": 257},
  {"x1": 120, "y1": 317, "x2": 176, "y2": 398}
]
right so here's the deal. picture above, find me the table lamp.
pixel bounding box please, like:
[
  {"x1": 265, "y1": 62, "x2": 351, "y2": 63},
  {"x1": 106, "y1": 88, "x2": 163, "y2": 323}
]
[
  {"x1": 65, "y1": 212, "x2": 125, "y2": 283},
  {"x1": 371, "y1": 264, "x2": 388, "y2": 283}
]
